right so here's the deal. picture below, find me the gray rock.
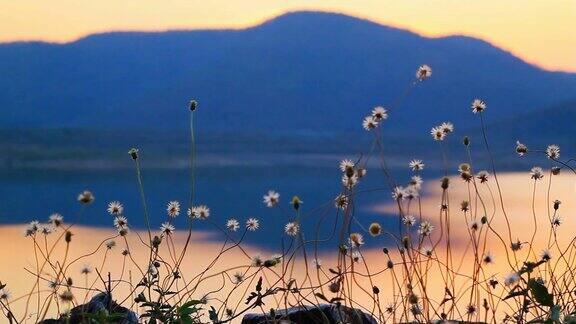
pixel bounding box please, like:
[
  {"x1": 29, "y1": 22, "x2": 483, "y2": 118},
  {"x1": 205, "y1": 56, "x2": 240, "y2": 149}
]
[
  {"x1": 242, "y1": 304, "x2": 377, "y2": 324},
  {"x1": 39, "y1": 292, "x2": 138, "y2": 324}
]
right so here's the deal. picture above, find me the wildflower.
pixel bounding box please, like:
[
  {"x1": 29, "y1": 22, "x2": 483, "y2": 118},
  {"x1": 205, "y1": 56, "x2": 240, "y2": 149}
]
[
  {"x1": 113, "y1": 216, "x2": 128, "y2": 229},
  {"x1": 251, "y1": 255, "x2": 263, "y2": 267},
  {"x1": 483, "y1": 251, "x2": 494, "y2": 264},
  {"x1": 416, "y1": 64, "x2": 432, "y2": 81},
  {"x1": 118, "y1": 227, "x2": 129, "y2": 236},
  {"x1": 166, "y1": 201, "x2": 180, "y2": 217},
  {"x1": 392, "y1": 186, "x2": 405, "y2": 200},
  {"x1": 25, "y1": 220, "x2": 39, "y2": 236},
  {"x1": 461, "y1": 200, "x2": 469, "y2": 212},
  {"x1": 418, "y1": 221, "x2": 434, "y2": 236},
  {"x1": 511, "y1": 239, "x2": 523, "y2": 251},
  {"x1": 371, "y1": 106, "x2": 388, "y2": 121},
  {"x1": 540, "y1": 249, "x2": 552, "y2": 261},
  {"x1": 0, "y1": 288, "x2": 10, "y2": 300},
  {"x1": 553, "y1": 200, "x2": 561, "y2": 210},
  {"x1": 385, "y1": 303, "x2": 395, "y2": 314},
  {"x1": 189, "y1": 205, "x2": 210, "y2": 219},
  {"x1": 48, "y1": 280, "x2": 59, "y2": 291},
  {"x1": 440, "y1": 122, "x2": 454, "y2": 134},
  {"x1": 351, "y1": 251, "x2": 362, "y2": 262},
  {"x1": 356, "y1": 168, "x2": 367, "y2": 178},
  {"x1": 105, "y1": 240, "x2": 116, "y2": 249},
  {"x1": 369, "y1": 223, "x2": 382, "y2": 236},
  {"x1": 530, "y1": 166, "x2": 544, "y2": 180},
  {"x1": 226, "y1": 309, "x2": 234, "y2": 318},
  {"x1": 122, "y1": 249, "x2": 130, "y2": 256},
  {"x1": 422, "y1": 246, "x2": 433, "y2": 257},
  {"x1": 38, "y1": 223, "x2": 55, "y2": 235},
  {"x1": 81, "y1": 264, "x2": 93, "y2": 275},
  {"x1": 460, "y1": 171, "x2": 473, "y2": 182},
  {"x1": 466, "y1": 304, "x2": 477, "y2": 315},
  {"x1": 107, "y1": 201, "x2": 123, "y2": 215},
  {"x1": 469, "y1": 219, "x2": 480, "y2": 231},
  {"x1": 189, "y1": 99, "x2": 198, "y2": 111},
  {"x1": 410, "y1": 303, "x2": 423, "y2": 316},
  {"x1": 362, "y1": 116, "x2": 378, "y2": 131},
  {"x1": 290, "y1": 196, "x2": 303, "y2": 210},
  {"x1": 471, "y1": 99, "x2": 486, "y2": 114},
  {"x1": 226, "y1": 218, "x2": 240, "y2": 232},
  {"x1": 410, "y1": 175, "x2": 423, "y2": 189},
  {"x1": 489, "y1": 277, "x2": 499, "y2": 289},
  {"x1": 349, "y1": 233, "x2": 364, "y2": 247},
  {"x1": 430, "y1": 126, "x2": 445, "y2": 141},
  {"x1": 552, "y1": 215, "x2": 562, "y2": 227},
  {"x1": 160, "y1": 222, "x2": 175, "y2": 235},
  {"x1": 246, "y1": 218, "x2": 260, "y2": 231},
  {"x1": 334, "y1": 194, "x2": 349, "y2": 209},
  {"x1": 263, "y1": 190, "x2": 280, "y2": 207},
  {"x1": 404, "y1": 185, "x2": 420, "y2": 200},
  {"x1": 504, "y1": 272, "x2": 520, "y2": 286},
  {"x1": 59, "y1": 290, "x2": 74, "y2": 303},
  {"x1": 546, "y1": 144, "x2": 560, "y2": 159},
  {"x1": 551, "y1": 166, "x2": 561, "y2": 175},
  {"x1": 49, "y1": 213, "x2": 64, "y2": 227},
  {"x1": 339, "y1": 159, "x2": 355, "y2": 173},
  {"x1": 516, "y1": 141, "x2": 528, "y2": 156},
  {"x1": 232, "y1": 272, "x2": 244, "y2": 284},
  {"x1": 477, "y1": 170, "x2": 490, "y2": 183},
  {"x1": 312, "y1": 258, "x2": 322, "y2": 269},
  {"x1": 284, "y1": 222, "x2": 299, "y2": 236},
  {"x1": 402, "y1": 215, "x2": 416, "y2": 226},
  {"x1": 408, "y1": 160, "x2": 426, "y2": 174},
  {"x1": 342, "y1": 174, "x2": 358, "y2": 189},
  {"x1": 77, "y1": 190, "x2": 94, "y2": 204},
  {"x1": 128, "y1": 148, "x2": 139, "y2": 160}
]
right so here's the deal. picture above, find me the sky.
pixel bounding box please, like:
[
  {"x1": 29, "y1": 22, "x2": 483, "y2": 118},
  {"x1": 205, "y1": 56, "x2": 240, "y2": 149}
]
[{"x1": 1, "y1": 0, "x2": 575, "y2": 72}]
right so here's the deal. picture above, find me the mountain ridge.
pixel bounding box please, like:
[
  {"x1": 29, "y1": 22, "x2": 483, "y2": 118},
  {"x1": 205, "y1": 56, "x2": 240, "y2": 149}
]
[{"x1": 0, "y1": 10, "x2": 575, "y2": 135}]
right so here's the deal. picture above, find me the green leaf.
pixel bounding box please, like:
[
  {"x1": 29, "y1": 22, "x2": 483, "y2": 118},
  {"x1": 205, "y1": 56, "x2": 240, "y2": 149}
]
[{"x1": 528, "y1": 278, "x2": 554, "y2": 307}]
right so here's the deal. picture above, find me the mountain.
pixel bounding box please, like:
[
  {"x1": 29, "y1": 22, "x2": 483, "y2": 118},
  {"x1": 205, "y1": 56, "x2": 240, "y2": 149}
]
[{"x1": 1, "y1": 11, "x2": 575, "y2": 135}]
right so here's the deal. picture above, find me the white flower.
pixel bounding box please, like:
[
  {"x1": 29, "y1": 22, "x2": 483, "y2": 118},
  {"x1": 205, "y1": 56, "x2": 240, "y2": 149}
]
[
  {"x1": 263, "y1": 190, "x2": 280, "y2": 207},
  {"x1": 189, "y1": 205, "x2": 210, "y2": 219},
  {"x1": 351, "y1": 251, "x2": 362, "y2": 263},
  {"x1": 341, "y1": 174, "x2": 358, "y2": 189},
  {"x1": 251, "y1": 254, "x2": 263, "y2": 266},
  {"x1": 371, "y1": 106, "x2": 388, "y2": 121},
  {"x1": 552, "y1": 215, "x2": 562, "y2": 227},
  {"x1": 540, "y1": 249, "x2": 552, "y2": 261},
  {"x1": 416, "y1": 64, "x2": 432, "y2": 81},
  {"x1": 25, "y1": 220, "x2": 40, "y2": 236},
  {"x1": 440, "y1": 122, "x2": 454, "y2": 134},
  {"x1": 421, "y1": 246, "x2": 433, "y2": 257},
  {"x1": 226, "y1": 218, "x2": 240, "y2": 232},
  {"x1": 546, "y1": 145, "x2": 560, "y2": 159},
  {"x1": 349, "y1": 233, "x2": 364, "y2": 247},
  {"x1": 166, "y1": 201, "x2": 181, "y2": 217},
  {"x1": 402, "y1": 215, "x2": 416, "y2": 226},
  {"x1": 430, "y1": 126, "x2": 445, "y2": 141},
  {"x1": 0, "y1": 288, "x2": 11, "y2": 300},
  {"x1": 418, "y1": 221, "x2": 434, "y2": 236},
  {"x1": 504, "y1": 272, "x2": 520, "y2": 286},
  {"x1": 160, "y1": 222, "x2": 175, "y2": 235},
  {"x1": 38, "y1": 223, "x2": 55, "y2": 235},
  {"x1": 392, "y1": 186, "x2": 405, "y2": 200},
  {"x1": 530, "y1": 166, "x2": 544, "y2": 180},
  {"x1": 476, "y1": 170, "x2": 490, "y2": 183},
  {"x1": 409, "y1": 159, "x2": 425, "y2": 171},
  {"x1": 469, "y1": 219, "x2": 480, "y2": 231},
  {"x1": 107, "y1": 201, "x2": 124, "y2": 215},
  {"x1": 113, "y1": 216, "x2": 128, "y2": 229},
  {"x1": 105, "y1": 240, "x2": 116, "y2": 249},
  {"x1": 334, "y1": 194, "x2": 349, "y2": 210},
  {"x1": 362, "y1": 116, "x2": 378, "y2": 131},
  {"x1": 284, "y1": 222, "x2": 299, "y2": 236},
  {"x1": 312, "y1": 258, "x2": 322, "y2": 269},
  {"x1": 410, "y1": 175, "x2": 423, "y2": 189},
  {"x1": 246, "y1": 218, "x2": 260, "y2": 231},
  {"x1": 471, "y1": 99, "x2": 486, "y2": 114},
  {"x1": 404, "y1": 185, "x2": 419, "y2": 199},
  {"x1": 339, "y1": 159, "x2": 355, "y2": 172},
  {"x1": 516, "y1": 141, "x2": 528, "y2": 156},
  {"x1": 49, "y1": 213, "x2": 64, "y2": 227}
]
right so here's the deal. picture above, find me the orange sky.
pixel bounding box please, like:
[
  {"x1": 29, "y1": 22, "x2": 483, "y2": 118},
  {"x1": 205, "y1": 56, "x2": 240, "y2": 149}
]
[{"x1": 0, "y1": 0, "x2": 575, "y2": 72}]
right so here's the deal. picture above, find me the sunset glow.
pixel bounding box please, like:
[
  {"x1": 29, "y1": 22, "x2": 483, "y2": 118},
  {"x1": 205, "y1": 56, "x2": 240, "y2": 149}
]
[{"x1": 1, "y1": 0, "x2": 574, "y2": 72}]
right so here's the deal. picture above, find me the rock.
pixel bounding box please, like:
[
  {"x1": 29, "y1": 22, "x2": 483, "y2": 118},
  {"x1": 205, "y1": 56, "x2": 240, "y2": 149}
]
[
  {"x1": 39, "y1": 292, "x2": 138, "y2": 324},
  {"x1": 241, "y1": 304, "x2": 377, "y2": 324}
]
